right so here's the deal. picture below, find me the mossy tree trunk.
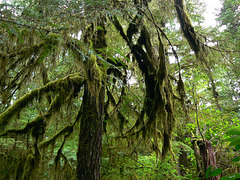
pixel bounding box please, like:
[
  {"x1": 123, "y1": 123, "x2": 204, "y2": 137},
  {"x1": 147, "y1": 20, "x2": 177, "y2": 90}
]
[
  {"x1": 76, "y1": 84, "x2": 105, "y2": 180},
  {"x1": 76, "y1": 17, "x2": 107, "y2": 180},
  {"x1": 192, "y1": 139, "x2": 220, "y2": 180}
]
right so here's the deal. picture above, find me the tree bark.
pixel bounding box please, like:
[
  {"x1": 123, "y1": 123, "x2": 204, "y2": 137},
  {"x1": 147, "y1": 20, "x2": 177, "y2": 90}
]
[
  {"x1": 76, "y1": 84, "x2": 105, "y2": 180},
  {"x1": 192, "y1": 139, "x2": 220, "y2": 180},
  {"x1": 76, "y1": 16, "x2": 107, "y2": 180}
]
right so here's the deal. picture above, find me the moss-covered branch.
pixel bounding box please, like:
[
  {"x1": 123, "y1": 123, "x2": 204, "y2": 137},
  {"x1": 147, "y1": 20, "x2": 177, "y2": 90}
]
[
  {"x1": 111, "y1": 16, "x2": 131, "y2": 47},
  {"x1": 0, "y1": 115, "x2": 44, "y2": 138},
  {"x1": 7, "y1": 33, "x2": 60, "y2": 60},
  {"x1": 39, "y1": 125, "x2": 73, "y2": 150},
  {"x1": 0, "y1": 74, "x2": 85, "y2": 129},
  {"x1": 174, "y1": 0, "x2": 201, "y2": 53},
  {"x1": 112, "y1": 14, "x2": 176, "y2": 158},
  {"x1": 175, "y1": 0, "x2": 221, "y2": 109},
  {"x1": 0, "y1": 91, "x2": 76, "y2": 138}
]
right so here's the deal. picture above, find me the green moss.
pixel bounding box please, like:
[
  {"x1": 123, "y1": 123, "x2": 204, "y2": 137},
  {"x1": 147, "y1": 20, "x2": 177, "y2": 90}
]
[
  {"x1": 84, "y1": 53, "x2": 103, "y2": 105},
  {"x1": 31, "y1": 115, "x2": 45, "y2": 138},
  {"x1": 0, "y1": 75, "x2": 85, "y2": 130},
  {"x1": 0, "y1": 90, "x2": 37, "y2": 129},
  {"x1": 45, "y1": 33, "x2": 61, "y2": 45},
  {"x1": 0, "y1": 114, "x2": 44, "y2": 138},
  {"x1": 39, "y1": 125, "x2": 73, "y2": 150}
]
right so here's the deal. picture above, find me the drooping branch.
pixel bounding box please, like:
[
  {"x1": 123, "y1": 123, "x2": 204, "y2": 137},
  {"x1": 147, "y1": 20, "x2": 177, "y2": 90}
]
[
  {"x1": 0, "y1": 115, "x2": 45, "y2": 138},
  {"x1": 106, "y1": 88, "x2": 128, "y2": 134},
  {"x1": 0, "y1": 33, "x2": 62, "y2": 104},
  {"x1": 112, "y1": 15, "x2": 176, "y2": 158},
  {"x1": 39, "y1": 104, "x2": 82, "y2": 151},
  {"x1": 0, "y1": 74, "x2": 85, "y2": 129},
  {"x1": 111, "y1": 16, "x2": 131, "y2": 47},
  {"x1": 174, "y1": 0, "x2": 221, "y2": 109},
  {"x1": 174, "y1": 0, "x2": 201, "y2": 54},
  {"x1": 39, "y1": 125, "x2": 73, "y2": 150},
  {"x1": 54, "y1": 131, "x2": 72, "y2": 179}
]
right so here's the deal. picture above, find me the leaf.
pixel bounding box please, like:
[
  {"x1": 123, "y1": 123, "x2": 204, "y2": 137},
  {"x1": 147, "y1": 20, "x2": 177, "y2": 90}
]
[
  {"x1": 232, "y1": 156, "x2": 240, "y2": 162},
  {"x1": 220, "y1": 173, "x2": 240, "y2": 180},
  {"x1": 226, "y1": 129, "x2": 240, "y2": 136},
  {"x1": 96, "y1": 26, "x2": 104, "y2": 31},
  {"x1": 235, "y1": 144, "x2": 240, "y2": 151},
  {"x1": 206, "y1": 165, "x2": 211, "y2": 179},
  {"x1": 229, "y1": 137, "x2": 240, "y2": 146},
  {"x1": 211, "y1": 168, "x2": 222, "y2": 177}
]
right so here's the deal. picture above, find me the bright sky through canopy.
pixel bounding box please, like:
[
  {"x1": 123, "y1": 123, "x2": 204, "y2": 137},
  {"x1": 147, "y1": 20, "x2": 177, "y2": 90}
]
[
  {"x1": 0, "y1": 0, "x2": 223, "y2": 28},
  {"x1": 200, "y1": 0, "x2": 223, "y2": 27}
]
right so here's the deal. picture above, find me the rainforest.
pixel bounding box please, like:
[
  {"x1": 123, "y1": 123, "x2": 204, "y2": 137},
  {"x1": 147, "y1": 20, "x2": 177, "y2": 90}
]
[{"x1": 0, "y1": 0, "x2": 239, "y2": 179}]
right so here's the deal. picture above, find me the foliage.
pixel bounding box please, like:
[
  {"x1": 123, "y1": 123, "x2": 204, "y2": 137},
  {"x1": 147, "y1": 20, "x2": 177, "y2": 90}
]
[
  {"x1": 0, "y1": 0, "x2": 239, "y2": 179},
  {"x1": 217, "y1": 0, "x2": 240, "y2": 46},
  {"x1": 101, "y1": 153, "x2": 181, "y2": 180}
]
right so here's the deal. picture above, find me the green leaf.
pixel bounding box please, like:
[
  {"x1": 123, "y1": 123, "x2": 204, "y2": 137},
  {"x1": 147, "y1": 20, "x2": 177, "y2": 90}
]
[
  {"x1": 220, "y1": 173, "x2": 240, "y2": 180},
  {"x1": 211, "y1": 168, "x2": 222, "y2": 177},
  {"x1": 97, "y1": 26, "x2": 104, "y2": 31},
  {"x1": 229, "y1": 137, "x2": 240, "y2": 146},
  {"x1": 232, "y1": 156, "x2": 240, "y2": 162},
  {"x1": 226, "y1": 129, "x2": 240, "y2": 136},
  {"x1": 206, "y1": 165, "x2": 211, "y2": 179},
  {"x1": 235, "y1": 144, "x2": 240, "y2": 151}
]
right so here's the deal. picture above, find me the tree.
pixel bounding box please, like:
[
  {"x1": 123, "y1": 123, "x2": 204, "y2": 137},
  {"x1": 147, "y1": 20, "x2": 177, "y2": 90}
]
[
  {"x1": 0, "y1": 0, "x2": 239, "y2": 179},
  {"x1": 218, "y1": 0, "x2": 240, "y2": 46}
]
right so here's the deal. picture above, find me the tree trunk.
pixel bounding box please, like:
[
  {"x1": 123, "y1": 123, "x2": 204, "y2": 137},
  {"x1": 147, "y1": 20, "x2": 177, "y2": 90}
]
[
  {"x1": 76, "y1": 14, "x2": 106, "y2": 179},
  {"x1": 178, "y1": 148, "x2": 189, "y2": 176},
  {"x1": 76, "y1": 84, "x2": 105, "y2": 180},
  {"x1": 192, "y1": 139, "x2": 220, "y2": 180}
]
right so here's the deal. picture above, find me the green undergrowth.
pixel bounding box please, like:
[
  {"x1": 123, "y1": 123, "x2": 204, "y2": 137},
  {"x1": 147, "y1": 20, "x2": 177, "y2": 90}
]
[{"x1": 101, "y1": 153, "x2": 182, "y2": 180}]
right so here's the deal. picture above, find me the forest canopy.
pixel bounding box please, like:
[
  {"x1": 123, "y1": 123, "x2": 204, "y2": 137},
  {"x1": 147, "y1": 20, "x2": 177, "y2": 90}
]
[{"x1": 0, "y1": 0, "x2": 239, "y2": 179}]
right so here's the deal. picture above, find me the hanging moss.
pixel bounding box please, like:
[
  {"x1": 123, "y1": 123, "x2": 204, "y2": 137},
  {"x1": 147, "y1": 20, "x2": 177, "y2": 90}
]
[
  {"x1": 106, "y1": 89, "x2": 128, "y2": 134},
  {"x1": 61, "y1": 153, "x2": 74, "y2": 180},
  {"x1": 22, "y1": 153, "x2": 35, "y2": 179},
  {"x1": 175, "y1": 0, "x2": 221, "y2": 109},
  {"x1": 53, "y1": 131, "x2": 71, "y2": 179},
  {"x1": 7, "y1": 33, "x2": 59, "y2": 60},
  {"x1": 0, "y1": 115, "x2": 44, "y2": 138},
  {"x1": 0, "y1": 75, "x2": 85, "y2": 130},
  {"x1": 0, "y1": 32, "x2": 63, "y2": 108},
  {"x1": 113, "y1": 18, "x2": 176, "y2": 158},
  {"x1": 0, "y1": 53, "x2": 8, "y2": 76},
  {"x1": 15, "y1": 149, "x2": 36, "y2": 180},
  {"x1": 31, "y1": 115, "x2": 46, "y2": 139},
  {"x1": 39, "y1": 125, "x2": 73, "y2": 151},
  {"x1": 174, "y1": 0, "x2": 200, "y2": 53}
]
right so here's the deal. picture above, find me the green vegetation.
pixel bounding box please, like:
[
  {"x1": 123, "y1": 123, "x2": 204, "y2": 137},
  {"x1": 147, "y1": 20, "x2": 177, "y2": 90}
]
[{"x1": 0, "y1": 0, "x2": 239, "y2": 179}]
